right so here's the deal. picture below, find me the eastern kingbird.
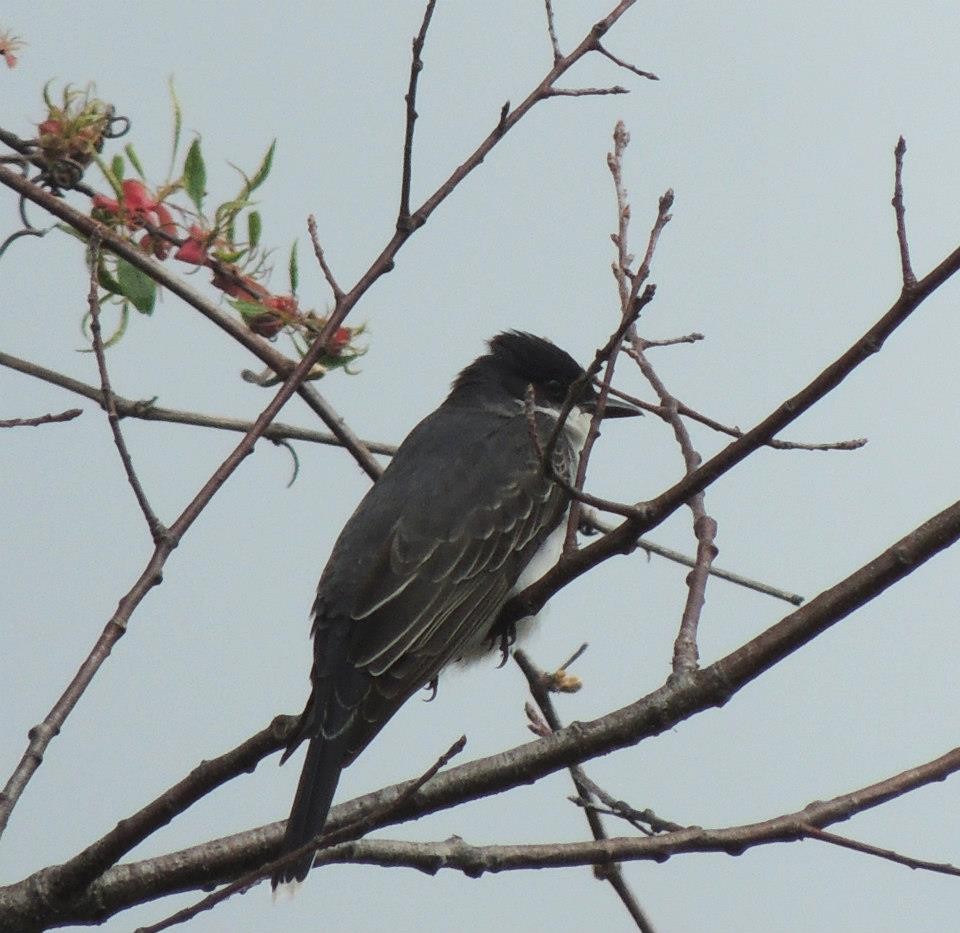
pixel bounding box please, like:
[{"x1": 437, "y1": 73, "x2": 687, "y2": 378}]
[{"x1": 273, "y1": 331, "x2": 638, "y2": 885}]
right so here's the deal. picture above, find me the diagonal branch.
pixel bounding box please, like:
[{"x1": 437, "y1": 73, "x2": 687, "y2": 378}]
[
  {"x1": 500, "y1": 233, "x2": 960, "y2": 630},
  {"x1": 86, "y1": 237, "x2": 165, "y2": 543},
  {"x1": 515, "y1": 649, "x2": 656, "y2": 932}
]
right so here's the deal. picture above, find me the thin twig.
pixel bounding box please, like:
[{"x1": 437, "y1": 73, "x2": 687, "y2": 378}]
[
  {"x1": 604, "y1": 382, "x2": 867, "y2": 452},
  {"x1": 515, "y1": 650, "x2": 656, "y2": 933},
  {"x1": 307, "y1": 214, "x2": 343, "y2": 301},
  {"x1": 605, "y1": 123, "x2": 710, "y2": 673},
  {"x1": 0, "y1": 407, "x2": 81, "y2": 428},
  {"x1": 596, "y1": 42, "x2": 659, "y2": 81},
  {"x1": 398, "y1": 0, "x2": 437, "y2": 228},
  {"x1": 543, "y1": 0, "x2": 562, "y2": 63},
  {"x1": 0, "y1": 351, "x2": 397, "y2": 455},
  {"x1": 800, "y1": 823, "x2": 960, "y2": 878},
  {"x1": 544, "y1": 86, "x2": 629, "y2": 97},
  {"x1": 628, "y1": 337, "x2": 716, "y2": 675},
  {"x1": 635, "y1": 332, "x2": 703, "y2": 349},
  {"x1": 892, "y1": 136, "x2": 916, "y2": 289},
  {"x1": 581, "y1": 507, "x2": 804, "y2": 605},
  {"x1": 86, "y1": 238, "x2": 166, "y2": 543}
]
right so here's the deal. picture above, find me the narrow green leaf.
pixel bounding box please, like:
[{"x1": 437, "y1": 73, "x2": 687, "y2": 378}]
[
  {"x1": 288, "y1": 240, "x2": 299, "y2": 295},
  {"x1": 111, "y1": 155, "x2": 125, "y2": 181},
  {"x1": 57, "y1": 222, "x2": 88, "y2": 243},
  {"x1": 168, "y1": 76, "x2": 182, "y2": 175},
  {"x1": 183, "y1": 138, "x2": 207, "y2": 210},
  {"x1": 228, "y1": 298, "x2": 268, "y2": 321},
  {"x1": 94, "y1": 154, "x2": 123, "y2": 199},
  {"x1": 103, "y1": 303, "x2": 131, "y2": 347},
  {"x1": 125, "y1": 143, "x2": 146, "y2": 179},
  {"x1": 212, "y1": 248, "x2": 247, "y2": 264},
  {"x1": 117, "y1": 259, "x2": 157, "y2": 314},
  {"x1": 247, "y1": 210, "x2": 262, "y2": 248},
  {"x1": 246, "y1": 140, "x2": 276, "y2": 195}
]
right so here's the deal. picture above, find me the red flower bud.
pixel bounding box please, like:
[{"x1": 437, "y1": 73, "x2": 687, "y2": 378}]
[
  {"x1": 37, "y1": 119, "x2": 62, "y2": 137},
  {"x1": 262, "y1": 294, "x2": 299, "y2": 315},
  {"x1": 121, "y1": 179, "x2": 157, "y2": 213},
  {"x1": 328, "y1": 327, "x2": 351, "y2": 353},
  {"x1": 174, "y1": 226, "x2": 209, "y2": 265},
  {"x1": 91, "y1": 193, "x2": 120, "y2": 214}
]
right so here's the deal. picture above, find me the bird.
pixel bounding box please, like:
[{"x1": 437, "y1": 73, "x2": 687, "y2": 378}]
[{"x1": 272, "y1": 330, "x2": 639, "y2": 886}]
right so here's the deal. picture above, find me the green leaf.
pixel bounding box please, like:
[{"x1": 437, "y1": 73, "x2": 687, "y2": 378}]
[
  {"x1": 247, "y1": 210, "x2": 262, "y2": 248},
  {"x1": 168, "y1": 76, "x2": 182, "y2": 175},
  {"x1": 117, "y1": 259, "x2": 157, "y2": 314},
  {"x1": 125, "y1": 143, "x2": 146, "y2": 179},
  {"x1": 228, "y1": 298, "x2": 268, "y2": 321},
  {"x1": 212, "y1": 248, "x2": 247, "y2": 264},
  {"x1": 94, "y1": 154, "x2": 123, "y2": 199},
  {"x1": 288, "y1": 240, "x2": 299, "y2": 295},
  {"x1": 56, "y1": 222, "x2": 88, "y2": 243},
  {"x1": 183, "y1": 138, "x2": 206, "y2": 210},
  {"x1": 103, "y1": 303, "x2": 131, "y2": 347},
  {"x1": 246, "y1": 140, "x2": 276, "y2": 195},
  {"x1": 111, "y1": 155, "x2": 125, "y2": 181}
]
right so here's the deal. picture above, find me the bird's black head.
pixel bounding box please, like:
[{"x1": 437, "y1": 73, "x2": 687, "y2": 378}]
[{"x1": 450, "y1": 331, "x2": 639, "y2": 418}]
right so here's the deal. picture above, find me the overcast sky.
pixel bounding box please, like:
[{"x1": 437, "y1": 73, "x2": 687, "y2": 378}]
[{"x1": 3, "y1": 3, "x2": 960, "y2": 931}]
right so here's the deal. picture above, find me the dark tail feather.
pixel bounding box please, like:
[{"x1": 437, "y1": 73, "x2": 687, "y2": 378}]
[{"x1": 272, "y1": 732, "x2": 348, "y2": 887}]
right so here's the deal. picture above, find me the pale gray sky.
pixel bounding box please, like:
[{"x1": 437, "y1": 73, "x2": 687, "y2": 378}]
[{"x1": 3, "y1": 3, "x2": 960, "y2": 931}]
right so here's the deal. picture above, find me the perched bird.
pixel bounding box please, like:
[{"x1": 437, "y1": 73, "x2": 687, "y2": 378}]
[{"x1": 273, "y1": 331, "x2": 639, "y2": 885}]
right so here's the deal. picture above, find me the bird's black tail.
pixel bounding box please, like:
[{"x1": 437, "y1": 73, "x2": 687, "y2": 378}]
[{"x1": 271, "y1": 732, "x2": 348, "y2": 887}]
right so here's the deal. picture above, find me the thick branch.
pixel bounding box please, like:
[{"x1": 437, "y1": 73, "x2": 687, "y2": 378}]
[
  {"x1": 501, "y1": 239, "x2": 960, "y2": 627},
  {"x1": 4, "y1": 496, "x2": 959, "y2": 926}
]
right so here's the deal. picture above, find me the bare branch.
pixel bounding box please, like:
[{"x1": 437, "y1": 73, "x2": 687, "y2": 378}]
[
  {"x1": 543, "y1": 0, "x2": 562, "y2": 63},
  {"x1": 635, "y1": 332, "x2": 703, "y2": 349},
  {"x1": 581, "y1": 507, "x2": 804, "y2": 606},
  {"x1": 307, "y1": 214, "x2": 343, "y2": 301},
  {"x1": 544, "y1": 86, "x2": 629, "y2": 97},
  {"x1": 7, "y1": 513, "x2": 960, "y2": 927},
  {"x1": 892, "y1": 136, "x2": 916, "y2": 289},
  {"x1": 86, "y1": 237, "x2": 166, "y2": 543},
  {"x1": 0, "y1": 351, "x2": 398, "y2": 455},
  {"x1": 514, "y1": 650, "x2": 656, "y2": 932},
  {"x1": 801, "y1": 824, "x2": 960, "y2": 878},
  {"x1": 596, "y1": 42, "x2": 659, "y2": 81},
  {"x1": 398, "y1": 0, "x2": 438, "y2": 228},
  {"x1": 0, "y1": 408, "x2": 81, "y2": 428},
  {"x1": 604, "y1": 382, "x2": 868, "y2": 452},
  {"x1": 626, "y1": 337, "x2": 716, "y2": 674}
]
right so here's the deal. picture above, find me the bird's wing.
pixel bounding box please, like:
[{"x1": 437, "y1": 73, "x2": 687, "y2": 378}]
[{"x1": 310, "y1": 405, "x2": 572, "y2": 764}]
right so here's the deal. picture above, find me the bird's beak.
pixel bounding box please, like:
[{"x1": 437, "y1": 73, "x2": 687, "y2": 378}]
[{"x1": 586, "y1": 395, "x2": 643, "y2": 418}]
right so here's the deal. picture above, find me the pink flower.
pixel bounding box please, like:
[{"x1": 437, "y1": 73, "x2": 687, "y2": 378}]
[
  {"x1": 91, "y1": 193, "x2": 120, "y2": 214},
  {"x1": 0, "y1": 30, "x2": 24, "y2": 69},
  {"x1": 121, "y1": 179, "x2": 157, "y2": 213},
  {"x1": 174, "y1": 225, "x2": 209, "y2": 265}
]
